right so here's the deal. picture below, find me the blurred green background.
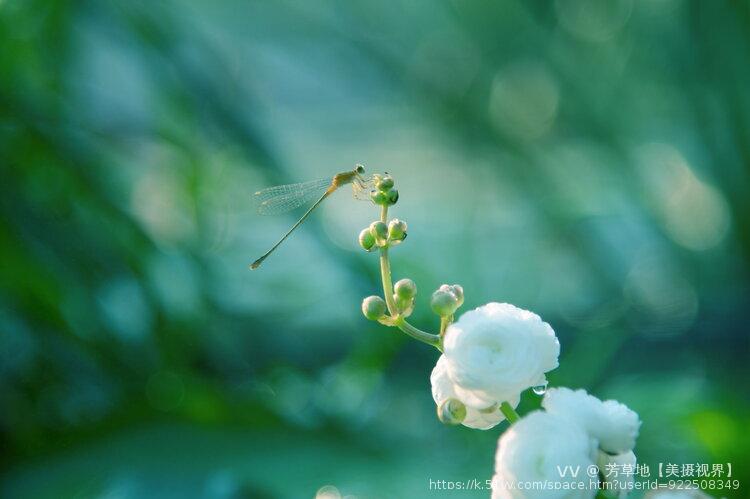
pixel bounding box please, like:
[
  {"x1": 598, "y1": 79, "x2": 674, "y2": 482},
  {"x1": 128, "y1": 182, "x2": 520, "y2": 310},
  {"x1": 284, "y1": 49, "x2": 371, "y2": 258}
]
[{"x1": 1, "y1": 0, "x2": 749, "y2": 497}]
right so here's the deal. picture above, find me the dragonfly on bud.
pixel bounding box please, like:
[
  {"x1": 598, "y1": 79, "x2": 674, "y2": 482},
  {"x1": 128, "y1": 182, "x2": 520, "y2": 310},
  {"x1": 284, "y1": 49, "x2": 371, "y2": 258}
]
[{"x1": 250, "y1": 164, "x2": 376, "y2": 269}]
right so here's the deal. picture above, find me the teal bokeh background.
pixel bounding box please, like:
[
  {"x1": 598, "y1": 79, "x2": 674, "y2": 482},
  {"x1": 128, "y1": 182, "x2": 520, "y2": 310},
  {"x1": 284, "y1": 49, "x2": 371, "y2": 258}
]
[{"x1": 1, "y1": 0, "x2": 749, "y2": 497}]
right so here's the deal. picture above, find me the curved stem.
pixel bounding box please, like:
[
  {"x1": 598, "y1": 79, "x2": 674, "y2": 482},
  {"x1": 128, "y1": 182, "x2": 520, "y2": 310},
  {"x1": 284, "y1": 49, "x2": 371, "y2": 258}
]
[
  {"x1": 499, "y1": 401, "x2": 521, "y2": 424},
  {"x1": 394, "y1": 317, "x2": 442, "y2": 349},
  {"x1": 378, "y1": 205, "x2": 442, "y2": 350}
]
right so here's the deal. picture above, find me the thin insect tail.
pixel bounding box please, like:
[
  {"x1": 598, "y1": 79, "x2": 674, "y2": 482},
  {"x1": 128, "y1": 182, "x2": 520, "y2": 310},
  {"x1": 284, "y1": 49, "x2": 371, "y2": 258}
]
[{"x1": 249, "y1": 187, "x2": 335, "y2": 270}]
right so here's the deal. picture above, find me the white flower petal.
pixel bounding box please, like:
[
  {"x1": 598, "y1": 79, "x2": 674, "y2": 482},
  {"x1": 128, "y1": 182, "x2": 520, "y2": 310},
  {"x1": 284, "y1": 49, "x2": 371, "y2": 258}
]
[
  {"x1": 492, "y1": 411, "x2": 597, "y2": 499},
  {"x1": 443, "y1": 303, "x2": 560, "y2": 403},
  {"x1": 543, "y1": 387, "x2": 641, "y2": 454},
  {"x1": 430, "y1": 354, "x2": 518, "y2": 430},
  {"x1": 597, "y1": 450, "x2": 636, "y2": 498}
]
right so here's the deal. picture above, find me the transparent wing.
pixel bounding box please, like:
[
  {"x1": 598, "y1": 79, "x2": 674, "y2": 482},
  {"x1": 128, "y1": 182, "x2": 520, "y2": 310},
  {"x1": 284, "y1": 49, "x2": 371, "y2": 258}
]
[
  {"x1": 352, "y1": 175, "x2": 376, "y2": 201},
  {"x1": 255, "y1": 178, "x2": 331, "y2": 215}
]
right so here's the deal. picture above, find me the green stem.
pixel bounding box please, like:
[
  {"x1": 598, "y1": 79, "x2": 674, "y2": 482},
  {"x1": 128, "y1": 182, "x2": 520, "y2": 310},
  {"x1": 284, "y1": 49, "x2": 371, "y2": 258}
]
[
  {"x1": 378, "y1": 204, "x2": 442, "y2": 350},
  {"x1": 499, "y1": 401, "x2": 521, "y2": 424},
  {"x1": 394, "y1": 317, "x2": 442, "y2": 349},
  {"x1": 380, "y1": 246, "x2": 398, "y2": 316}
]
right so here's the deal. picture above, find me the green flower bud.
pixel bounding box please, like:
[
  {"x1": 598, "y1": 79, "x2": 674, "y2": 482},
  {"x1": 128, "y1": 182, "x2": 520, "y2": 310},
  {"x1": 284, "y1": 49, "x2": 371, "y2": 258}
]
[
  {"x1": 370, "y1": 190, "x2": 387, "y2": 205},
  {"x1": 361, "y1": 295, "x2": 387, "y2": 321},
  {"x1": 394, "y1": 278, "x2": 417, "y2": 299},
  {"x1": 388, "y1": 219, "x2": 407, "y2": 242},
  {"x1": 392, "y1": 294, "x2": 412, "y2": 317},
  {"x1": 376, "y1": 175, "x2": 394, "y2": 191},
  {"x1": 436, "y1": 284, "x2": 463, "y2": 305},
  {"x1": 450, "y1": 284, "x2": 464, "y2": 307},
  {"x1": 369, "y1": 221, "x2": 388, "y2": 245},
  {"x1": 386, "y1": 188, "x2": 399, "y2": 205},
  {"x1": 437, "y1": 398, "x2": 466, "y2": 425},
  {"x1": 358, "y1": 228, "x2": 375, "y2": 251},
  {"x1": 431, "y1": 285, "x2": 462, "y2": 317}
]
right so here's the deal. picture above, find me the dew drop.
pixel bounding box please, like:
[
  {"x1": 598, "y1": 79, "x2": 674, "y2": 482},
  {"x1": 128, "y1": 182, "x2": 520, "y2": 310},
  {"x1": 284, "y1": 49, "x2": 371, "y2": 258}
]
[{"x1": 532, "y1": 383, "x2": 548, "y2": 396}]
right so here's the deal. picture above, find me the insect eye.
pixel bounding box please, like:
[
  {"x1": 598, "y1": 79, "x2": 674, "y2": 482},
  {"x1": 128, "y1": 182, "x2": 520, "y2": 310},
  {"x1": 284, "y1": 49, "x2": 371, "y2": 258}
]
[{"x1": 356, "y1": 164, "x2": 365, "y2": 174}]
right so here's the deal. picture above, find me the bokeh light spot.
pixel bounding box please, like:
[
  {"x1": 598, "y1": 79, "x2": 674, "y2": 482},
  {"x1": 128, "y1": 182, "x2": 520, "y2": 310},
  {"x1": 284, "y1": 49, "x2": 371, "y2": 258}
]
[
  {"x1": 635, "y1": 143, "x2": 731, "y2": 251},
  {"x1": 130, "y1": 163, "x2": 195, "y2": 245},
  {"x1": 555, "y1": 0, "x2": 633, "y2": 42},
  {"x1": 489, "y1": 61, "x2": 559, "y2": 140},
  {"x1": 625, "y1": 249, "x2": 698, "y2": 337},
  {"x1": 316, "y1": 485, "x2": 342, "y2": 499},
  {"x1": 691, "y1": 410, "x2": 738, "y2": 457}
]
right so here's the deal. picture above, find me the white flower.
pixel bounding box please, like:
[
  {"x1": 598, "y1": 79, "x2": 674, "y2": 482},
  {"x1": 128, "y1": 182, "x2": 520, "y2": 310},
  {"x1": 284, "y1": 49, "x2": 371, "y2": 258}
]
[
  {"x1": 597, "y1": 450, "x2": 635, "y2": 498},
  {"x1": 443, "y1": 302, "x2": 560, "y2": 406},
  {"x1": 543, "y1": 387, "x2": 641, "y2": 454},
  {"x1": 492, "y1": 411, "x2": 597, "y2": 499},
  {"x1": 491, "y1": 387, "x2": 641, "y2": 498},
  {"x1": 431, "y1": 354, "x2": 520, "y2": 430}
]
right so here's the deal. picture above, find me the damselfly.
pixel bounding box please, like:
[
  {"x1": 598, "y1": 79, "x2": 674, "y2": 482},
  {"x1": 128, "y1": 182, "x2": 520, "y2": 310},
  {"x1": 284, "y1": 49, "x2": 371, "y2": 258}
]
[{"x1": 250, "y1": 164, "x2": 375, "y2": 269}]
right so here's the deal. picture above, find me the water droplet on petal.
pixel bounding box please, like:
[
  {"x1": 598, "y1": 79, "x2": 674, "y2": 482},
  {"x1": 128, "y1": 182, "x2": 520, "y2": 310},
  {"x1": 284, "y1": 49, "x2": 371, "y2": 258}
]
[{"x1": 532, "y1": 383, "x2": 548, "y2": 396}]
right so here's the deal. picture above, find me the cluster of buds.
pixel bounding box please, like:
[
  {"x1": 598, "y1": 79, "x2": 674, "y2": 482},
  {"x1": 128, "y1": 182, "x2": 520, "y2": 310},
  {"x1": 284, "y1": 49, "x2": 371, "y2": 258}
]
[
  {"x1": 358, "y1": 175, "x2": 405, "y2": 252},
  {"x1": 369, "y1": 173, "x2": 399, "y2": 206},
  {"x1": 358, "y1": 219, "x2": 407, "y2": 252},
  {"x1": 358, "y1": 172, "x2": 415, "y2": 323},
  {"x1": 362, "y1": 277, "x2": 417, "y2": 322},
  {"x1": 430, "y1": 284, "x2": 464, "y2": 318}
]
